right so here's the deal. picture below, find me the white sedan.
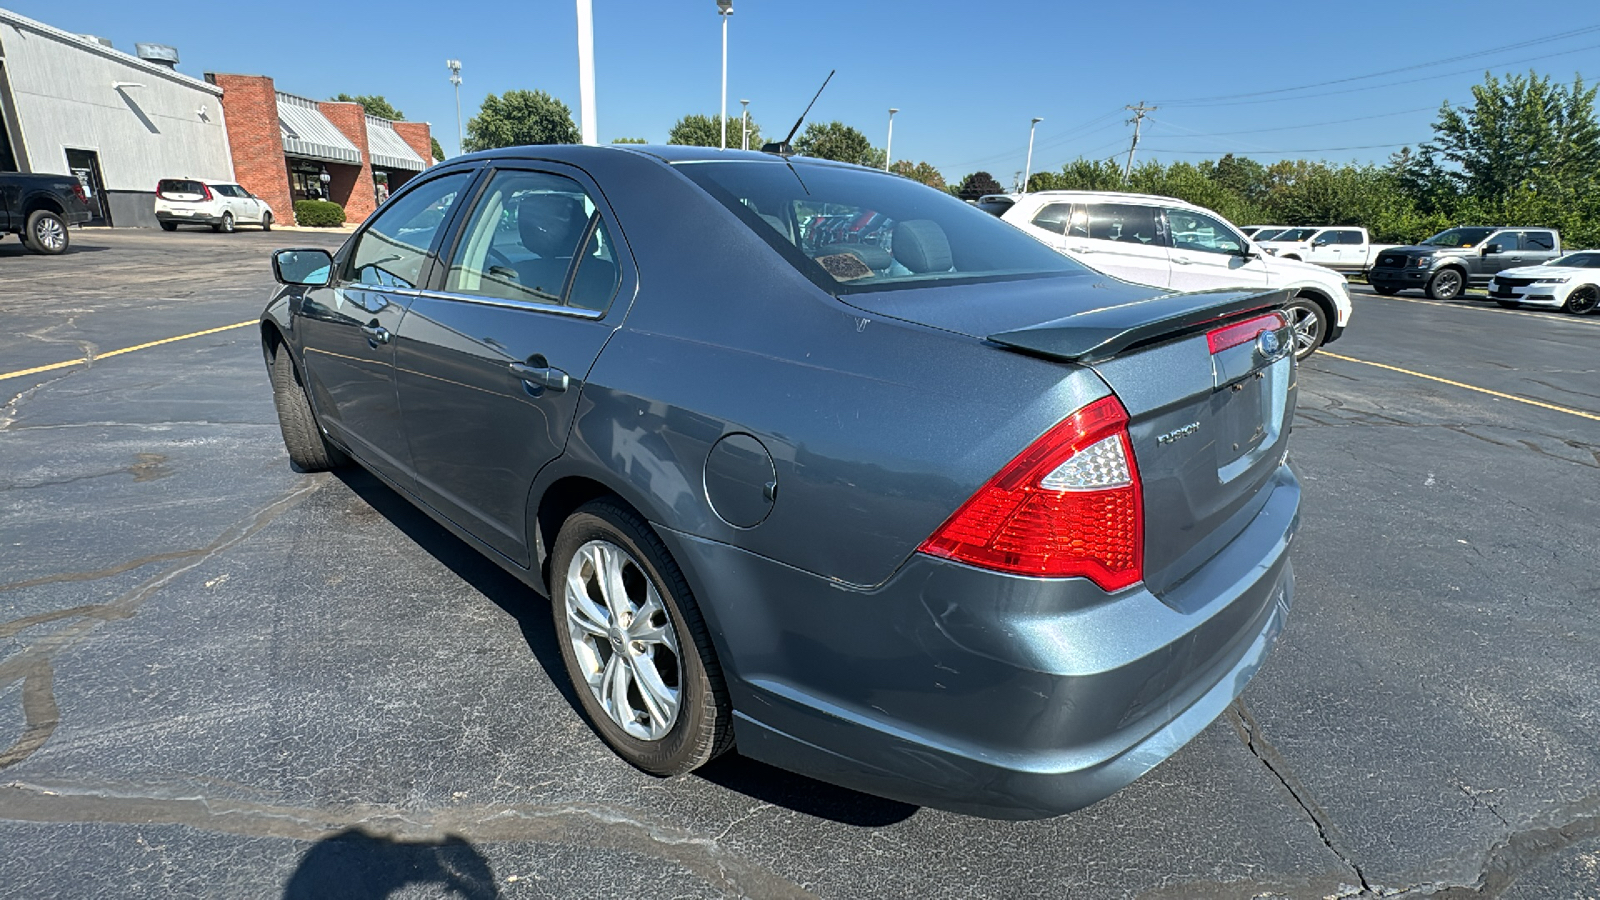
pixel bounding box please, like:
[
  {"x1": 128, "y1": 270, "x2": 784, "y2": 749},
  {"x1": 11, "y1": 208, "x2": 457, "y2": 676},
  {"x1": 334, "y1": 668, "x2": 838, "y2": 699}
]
[{"x1": 1487, "y1": 252, "x2": 1600, "y2": 314}]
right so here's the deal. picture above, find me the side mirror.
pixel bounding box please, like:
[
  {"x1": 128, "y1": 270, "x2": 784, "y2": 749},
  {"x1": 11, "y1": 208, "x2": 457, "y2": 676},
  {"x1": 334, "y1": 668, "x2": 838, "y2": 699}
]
[
  {"x1": 1483, "y1": 243, "x2": 1502, "y2": 255},
  {"x1": 272, "y1": 248, "x2": 334, "y2": 286}
]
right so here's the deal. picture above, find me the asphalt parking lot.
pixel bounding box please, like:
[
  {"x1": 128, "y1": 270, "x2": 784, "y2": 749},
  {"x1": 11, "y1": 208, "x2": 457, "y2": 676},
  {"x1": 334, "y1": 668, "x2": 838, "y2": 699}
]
[{"x1": 2, "y1": 229, "x2": 1598, "y2": 899}]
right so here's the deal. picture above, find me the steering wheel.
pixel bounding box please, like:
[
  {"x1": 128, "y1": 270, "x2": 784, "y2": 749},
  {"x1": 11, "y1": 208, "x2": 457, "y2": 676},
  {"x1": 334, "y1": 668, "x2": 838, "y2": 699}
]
[{"x1": 485, "y1": 247, "x2": 518, "y2": 281}]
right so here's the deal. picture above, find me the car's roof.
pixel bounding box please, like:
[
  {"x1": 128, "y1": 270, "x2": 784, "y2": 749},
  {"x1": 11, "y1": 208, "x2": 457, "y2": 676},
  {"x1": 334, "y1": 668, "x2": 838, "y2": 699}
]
[
  {"x1": 1018, "y1": 190, "x2": 1187, "y2": 207},
  {"x1": 449, "y1": 143, "x2": 881, "y2": 172}
]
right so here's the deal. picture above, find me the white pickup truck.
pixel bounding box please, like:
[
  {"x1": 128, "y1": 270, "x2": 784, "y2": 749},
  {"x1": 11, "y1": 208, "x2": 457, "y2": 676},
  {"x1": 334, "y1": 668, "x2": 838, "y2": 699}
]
[{"x1": 1257, "y1": 226, "x2": 1398, "y2": 275}]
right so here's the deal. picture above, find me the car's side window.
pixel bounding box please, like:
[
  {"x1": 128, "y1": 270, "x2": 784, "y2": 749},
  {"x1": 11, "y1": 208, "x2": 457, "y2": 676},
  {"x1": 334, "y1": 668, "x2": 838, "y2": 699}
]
[
  {"x1": 348, "y1": 172, "x2": 473, "y2": 289},
  {"x1": 1487, "y1": 232, "x2": 1520, "y2": 252},
  {"x1": 444, "y1": 169, "x2": 618, "y2": 312},
  {"x1": 1338, "y1": 230, "x2": 1364, "y2": 245},
  {"x1": 1525, "y1": 231, "x2": 1556, "y2": 252},
  {"x1": 1085, "y1": 204, "x2": 1162, "y2": 245},
  {"x1": 1029, "y1": 203, "x2": 1074, "y2": 236},
  {"x1": 1166, "y1": 208, "x2": 1244, "y2": 255}
]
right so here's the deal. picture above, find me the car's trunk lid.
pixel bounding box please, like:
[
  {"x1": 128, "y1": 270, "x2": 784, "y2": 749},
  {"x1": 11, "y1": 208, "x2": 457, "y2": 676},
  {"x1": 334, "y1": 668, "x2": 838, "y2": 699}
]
[{"x1": 847, "y1": 279, "x2": 1296, "y2": 603}]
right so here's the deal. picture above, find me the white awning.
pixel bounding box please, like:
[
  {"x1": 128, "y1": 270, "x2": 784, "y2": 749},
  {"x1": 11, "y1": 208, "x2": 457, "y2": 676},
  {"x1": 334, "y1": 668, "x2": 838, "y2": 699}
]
[
  {"x1": 278, "y1": 93, "x2": 361, "y2": 166},
  {"x1": 366, "y1": 115, "x2": 425, "y2": 171}
]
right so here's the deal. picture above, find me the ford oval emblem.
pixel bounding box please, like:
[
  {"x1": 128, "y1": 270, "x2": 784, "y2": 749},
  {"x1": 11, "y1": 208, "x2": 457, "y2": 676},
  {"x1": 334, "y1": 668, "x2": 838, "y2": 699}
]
[{"x1": 1257, "y1": 329, "x2": 1283, "y2": 359}]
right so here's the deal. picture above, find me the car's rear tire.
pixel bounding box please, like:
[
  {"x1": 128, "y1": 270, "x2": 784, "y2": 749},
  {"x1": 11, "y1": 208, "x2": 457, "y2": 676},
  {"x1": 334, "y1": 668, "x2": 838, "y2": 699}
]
[
  {"x1": 1284, "y1": 297, "x2": 1327, "y2": 360},
  {"x1": 1562, "y1": 285, "x2": 1597, "y2": 315},
  {"x1": 269, "y1": 349, "x2": 343, "y2": 472},
  {"x1": 549, "y1": 500, "x2": 733, "y2": 777},
  {"x1": 261, "y1": 212, "x2": 273, "y2": 232},
  {"x1": 159, "y1": 222, "x2": 178, "y2": 232},
  {"x1": 22, "y1": 210, "x2": 69, "y2": 254},
  {"x1": 1373, "y1": 285, "x2": 1399, "y2": 295},
  {"x1": 1426, "y1": 268, "x2": 1465, "y2": 301},
  {"x1": 214, "y1": 212, "x2": 235, "y2": 234}
]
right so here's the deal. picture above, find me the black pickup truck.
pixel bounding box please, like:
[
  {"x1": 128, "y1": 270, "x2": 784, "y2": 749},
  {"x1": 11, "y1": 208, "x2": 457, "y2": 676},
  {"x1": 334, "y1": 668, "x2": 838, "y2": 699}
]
[
  {"x1": 1, "y1": 173, "x2": 95, "y2": 254},
  {"x1": 1367, "y1": 226, "x2": 1562, "y2": 300}
]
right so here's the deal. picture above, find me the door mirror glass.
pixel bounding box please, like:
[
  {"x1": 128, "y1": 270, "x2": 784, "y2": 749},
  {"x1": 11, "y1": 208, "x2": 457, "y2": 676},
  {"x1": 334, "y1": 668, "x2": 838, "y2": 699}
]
[{"x1": 273, "y1": 248, "x2": 334, "y2": 286}]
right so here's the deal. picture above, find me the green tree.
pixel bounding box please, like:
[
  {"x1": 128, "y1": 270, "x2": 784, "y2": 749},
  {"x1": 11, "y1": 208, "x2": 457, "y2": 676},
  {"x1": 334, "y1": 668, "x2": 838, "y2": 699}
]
[
  {"x1": 955, "y1": 171, "x2": 1005, "y2": 201},
  {"x1": 1031, "y1": 159, "x2": 1125, "y2": 193},
  {"x1": 332, "y1": 93, "x2": 404, "y2": 120},
  {"x1": 1421, "y1": 71, "x2": 1600, "y2": 203},
  {"x1": 464, "y1": 89, "x2": 579, "y2": 151},
  {"x1": 611, "y1": 137, "x2": 648, "y2": 144},
  {"x1": 430, "y1": 137, "x2": 445, "y2": 161},
  {"x1": 794, "y1": 121, "x2": 880, "y2": 166},
  {"x1": 889, "y1": 160, "x2": 946, "y2": 190},
  {"x1": 667, "y1": 114, "x2": 761, "y2": 149}
]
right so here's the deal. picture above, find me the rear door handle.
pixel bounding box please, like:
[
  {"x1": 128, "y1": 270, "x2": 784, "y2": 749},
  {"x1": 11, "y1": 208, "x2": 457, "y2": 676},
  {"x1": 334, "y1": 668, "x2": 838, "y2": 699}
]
[
  {"x1": 1172, "y1": 256, "x2": 1193, "y2": 265},
  {"x1": 360, "y1": 323, "x2": 391, "y2": 345},
  {"x1": 510, "y1": 361, "x2": 569, "y2": 392}
]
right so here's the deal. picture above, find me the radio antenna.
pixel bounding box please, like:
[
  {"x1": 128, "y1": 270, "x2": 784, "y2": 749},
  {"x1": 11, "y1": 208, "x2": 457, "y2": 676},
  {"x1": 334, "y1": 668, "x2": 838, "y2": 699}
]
[{"x1": 762, "y1": 69, "x2": 835, "y2": 157}]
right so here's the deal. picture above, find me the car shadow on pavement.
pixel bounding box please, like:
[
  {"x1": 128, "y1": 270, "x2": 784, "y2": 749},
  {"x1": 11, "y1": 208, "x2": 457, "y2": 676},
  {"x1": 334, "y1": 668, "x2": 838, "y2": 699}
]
[
  {"x1": 0, "y1": 242, "x2": 110, "y2": 257},
  {"x1": 332, "y1": 467, "x2": 920, "y2": 828},
  {"x1": 283, "y1": 828, "x2": 500, "y2": 899}
]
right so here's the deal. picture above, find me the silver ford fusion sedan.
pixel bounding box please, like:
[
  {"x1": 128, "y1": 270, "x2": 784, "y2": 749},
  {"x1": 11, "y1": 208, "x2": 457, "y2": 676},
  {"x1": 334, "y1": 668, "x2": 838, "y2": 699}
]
[{"x1": 261, "y1": 145, "x2": 1300, "y2": 819}]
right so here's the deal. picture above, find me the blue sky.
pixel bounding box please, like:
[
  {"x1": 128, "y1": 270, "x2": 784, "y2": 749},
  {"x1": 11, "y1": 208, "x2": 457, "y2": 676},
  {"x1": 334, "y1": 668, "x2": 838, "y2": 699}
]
[{"x1": 12, "y1": 1, "x2": 1600, "y2": 184}]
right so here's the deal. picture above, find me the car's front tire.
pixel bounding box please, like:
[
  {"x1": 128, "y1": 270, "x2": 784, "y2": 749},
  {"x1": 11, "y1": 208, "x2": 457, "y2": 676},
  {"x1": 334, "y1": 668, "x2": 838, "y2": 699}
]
[
  {"x1": 550, "y1": 500, "x2": 733, "y2": 777},
  {"x1": 269, "y1": 349, "x2": 343, "y2": 472},
  {"x1": 1563, "y1": 285, "x2": 1597, "y2": 315},
  {"x1": 22, "y1": 210, "x2": 69, "y2": 254},
  {"x1": 1426, "y1": 268, "x2": 1465, "y2": 301},
  {"x1": 1284, "y1": 297, "x2": 1327, "y2": 360}
]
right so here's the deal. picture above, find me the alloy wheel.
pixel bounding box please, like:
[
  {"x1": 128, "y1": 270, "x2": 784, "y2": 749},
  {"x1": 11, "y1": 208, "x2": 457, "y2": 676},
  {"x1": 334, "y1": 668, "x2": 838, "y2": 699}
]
[
  {"x1": 1287, "y1": 303, "x2": 1324, "y2": 359},
  {"x1": 563, "y1": 539, "x2": 682, "y2": 741},
  {"x1": 1566, "y1": 286, "x2": 1598, "y2": 315},
  {"x1": 1429, "y1": 269, "x2": 1463, "y2": 301},
  {"x1": 35, "y1": 216, "x2": 66, "y2": 252}
]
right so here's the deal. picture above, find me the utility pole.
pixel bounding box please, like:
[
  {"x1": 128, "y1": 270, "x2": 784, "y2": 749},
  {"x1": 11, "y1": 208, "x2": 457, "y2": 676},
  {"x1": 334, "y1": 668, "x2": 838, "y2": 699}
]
[
  {"x1": 1123, "y1": 101, "x2": 1155, "y2": 182},
  {"x1": 447, "y1": 60, "x2": 463, "y2": 156},
  {"x1": 576, "y1": 0, "x2": 597, "y2": 145}
]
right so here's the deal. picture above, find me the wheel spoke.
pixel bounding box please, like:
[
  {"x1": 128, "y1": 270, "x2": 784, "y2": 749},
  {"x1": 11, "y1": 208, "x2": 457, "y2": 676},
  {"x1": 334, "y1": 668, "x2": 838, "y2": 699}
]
[
  {"x1": 598, "y1": 544, "x2": 633, "y2": 624},
  {"x1": 599, "y1": 651, "x2": 633, "y2": 723},
  {"x1": 627, "y1": 588, "x2": 675, "y2": 648},
  {"x1": 565, "y1": 550, "x2": 611, "y2": 637},
  {"x1": 629, "y1": 653, "x2": 679, "y2": 736}
]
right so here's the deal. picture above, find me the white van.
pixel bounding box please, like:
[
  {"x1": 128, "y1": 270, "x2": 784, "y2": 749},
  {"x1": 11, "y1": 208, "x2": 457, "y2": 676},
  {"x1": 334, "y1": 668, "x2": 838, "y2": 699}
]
[{"x1": 1000, "y1": 191, "x2": 1352, "y2": 359}]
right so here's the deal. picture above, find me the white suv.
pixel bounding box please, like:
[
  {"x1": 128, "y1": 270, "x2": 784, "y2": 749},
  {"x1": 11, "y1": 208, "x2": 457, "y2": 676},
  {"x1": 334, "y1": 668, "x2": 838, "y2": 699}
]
[
  {"x1": 155, "y1": 179, "x2": 274, "y2": 233},
  {"x1": 1000, "y1": 191, "x2": 1352, "y2": 359}
]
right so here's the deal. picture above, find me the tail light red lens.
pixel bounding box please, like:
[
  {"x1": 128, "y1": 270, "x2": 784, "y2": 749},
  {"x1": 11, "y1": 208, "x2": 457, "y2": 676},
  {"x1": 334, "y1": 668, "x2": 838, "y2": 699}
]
[
  {"x1": 919, "y1": 395, "x2": 1143, "y2": 591},
  {"x1": 72, "y1": 183, "x2": 87, "y2": 203},
  {"x1": 200, "y1": 183, "x2": 214, "y2": 201},
  {"x1": 1207, "y1": 311, "x2": 1289, "y2": 355}
]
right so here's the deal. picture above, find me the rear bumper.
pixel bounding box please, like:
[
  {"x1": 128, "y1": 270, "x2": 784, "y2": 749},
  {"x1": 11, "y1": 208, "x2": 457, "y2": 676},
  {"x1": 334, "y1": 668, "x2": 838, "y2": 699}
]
[
  {"x1": 660, "y1": 465, "x2": 1300, "y2": 819},
  {"x1": 155, "y1": 210, "x2": 224, "y2": 226}
]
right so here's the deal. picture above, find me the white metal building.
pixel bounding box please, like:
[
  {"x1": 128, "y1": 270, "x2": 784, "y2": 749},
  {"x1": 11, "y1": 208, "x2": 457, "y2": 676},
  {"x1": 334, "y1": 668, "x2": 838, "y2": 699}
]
[{"x1": 0, "y1": 7, "x2": 234, "y2": 227}]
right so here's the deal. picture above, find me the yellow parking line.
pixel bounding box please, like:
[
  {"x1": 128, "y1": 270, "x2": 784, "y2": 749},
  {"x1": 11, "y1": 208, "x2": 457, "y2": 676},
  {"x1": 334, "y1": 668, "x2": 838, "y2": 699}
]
[
  {"x1": 0, "y1": 320, "x2": 257, "y2": 383},
  {"x1": 1319, "y1": 351, "x2": 1600, "y2": 422}
]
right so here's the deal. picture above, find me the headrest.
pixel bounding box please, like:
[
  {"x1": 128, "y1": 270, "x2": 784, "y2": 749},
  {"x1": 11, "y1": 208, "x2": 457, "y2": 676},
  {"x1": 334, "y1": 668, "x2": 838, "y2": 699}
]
[
  {"x1": 892, "y1": 219, "x2": 953, "y2": 273},
  {"x1": 517, "y1": 194, "x2": 588, "y2": 258}
]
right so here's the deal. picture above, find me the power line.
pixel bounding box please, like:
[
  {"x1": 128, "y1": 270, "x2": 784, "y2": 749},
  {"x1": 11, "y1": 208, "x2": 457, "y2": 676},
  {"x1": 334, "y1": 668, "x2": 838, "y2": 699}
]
[
  {"x1": 1155, "y1": 23, "x2": 1600, "y2": 105},
  {"x1": 1146, "y1": 106, "x2": 1438, "y2": 139},
  {"x1": 1138, "y1": 142, "x2": 1423, "y2": 155},
  {"x1": 1161, "y1": 42, "x2": 1600, "y2": 108}
]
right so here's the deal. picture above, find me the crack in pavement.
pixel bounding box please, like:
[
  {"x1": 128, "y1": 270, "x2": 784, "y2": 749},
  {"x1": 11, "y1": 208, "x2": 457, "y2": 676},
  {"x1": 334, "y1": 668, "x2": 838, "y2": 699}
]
[
  {"x1": 0, "y1": 779, "x2": 817, "y2": 899},
  {"x1": 1227, "y1": 701, "x2": 1376, "y2": 895},
  {"x1": 0, "y1": 477, "x2": 326, "y2": 771}
]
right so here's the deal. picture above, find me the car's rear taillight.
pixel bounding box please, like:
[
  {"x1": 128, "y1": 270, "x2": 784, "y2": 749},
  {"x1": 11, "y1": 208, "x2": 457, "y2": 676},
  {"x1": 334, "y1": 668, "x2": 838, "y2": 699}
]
[
  {"x1": 200, "y1": 183, "x2": 214, "y2": 200},
  {"x1": 72, "y1": 183, "x2": 87, "y2": 203},
  {"x1": 919, "y1": 395, "x2": 1143, "y2": 591},
  {"x1": 1206, "y1": 311, "x2": 1288, "y2": 354}
]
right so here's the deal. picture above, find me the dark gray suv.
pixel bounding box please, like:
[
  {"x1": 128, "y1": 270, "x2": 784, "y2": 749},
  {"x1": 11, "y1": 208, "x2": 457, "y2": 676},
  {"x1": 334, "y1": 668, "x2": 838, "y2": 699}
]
[{"x1": 1368, "y1": 226, "x2": 1562, "y2": 299}]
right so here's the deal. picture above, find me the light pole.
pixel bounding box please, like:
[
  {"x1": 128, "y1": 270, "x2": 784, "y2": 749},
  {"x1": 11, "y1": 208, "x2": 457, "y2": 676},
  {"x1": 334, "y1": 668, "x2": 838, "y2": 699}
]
[
  {"x1": 717, "y1": 0, "x2": 732, "y2": 149},
  {"x1": 576, "y1": 0, "x2": 597, "y2": 145},
  {"x1": 740, "y1": 99, "x2": 750, "y2": 150},
  {"x1": 885, "y1": 108, "x2": 898, "y2": 171},
  {"x1": 1023, "y1": 116, "x2": 1042, "y2": 194},
  {"x1": 446, "y1": 59, "x2": 463, "y2": 156}
]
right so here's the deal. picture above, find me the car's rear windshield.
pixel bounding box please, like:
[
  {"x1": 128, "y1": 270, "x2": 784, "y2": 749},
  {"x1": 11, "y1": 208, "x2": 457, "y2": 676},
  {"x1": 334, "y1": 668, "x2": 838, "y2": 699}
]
[
  {"x1": 158, "y1": 179, "x2": 206, "y2": 197},
  {"x1": 1422, "y1": 227, "x2": 1494, "y2": 247},
  {"x1": 675, "y1": 161, "x2": 1086, "y2": 294},
  {"x1": 975, "y1": 197, "x2": 1015, "y2": 217}
]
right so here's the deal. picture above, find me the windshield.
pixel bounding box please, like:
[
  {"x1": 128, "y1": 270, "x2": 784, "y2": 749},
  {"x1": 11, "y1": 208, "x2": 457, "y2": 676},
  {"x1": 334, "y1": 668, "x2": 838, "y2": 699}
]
[
  {"x1": 1272, "y1": 228, "x2": 1317, "y2": 242},
  {"x1": 1553, "y1": 252, "x2": 1600, "y2": 268},
  {"x1": 1422, "y1": 227, "x2": 1494, "y2": 247},
  {"x1": 676, "y1": 161, "x2": 1087, "y2": 293},
  {"x1": 1252, "y1": 229, "x2": 1284, "y2": 241}
]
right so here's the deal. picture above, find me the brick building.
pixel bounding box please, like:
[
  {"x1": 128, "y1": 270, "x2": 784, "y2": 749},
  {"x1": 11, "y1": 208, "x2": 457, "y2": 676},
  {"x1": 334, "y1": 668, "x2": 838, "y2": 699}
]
[{"x1": 206, "y1": 72, "x2": 432, "y2": 225}]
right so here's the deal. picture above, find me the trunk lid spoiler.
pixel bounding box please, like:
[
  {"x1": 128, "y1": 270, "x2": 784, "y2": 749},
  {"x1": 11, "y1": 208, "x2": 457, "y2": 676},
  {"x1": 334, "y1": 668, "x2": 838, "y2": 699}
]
[{"x1": 986, "y1": 288, "x2": 1291, "y2": 364}]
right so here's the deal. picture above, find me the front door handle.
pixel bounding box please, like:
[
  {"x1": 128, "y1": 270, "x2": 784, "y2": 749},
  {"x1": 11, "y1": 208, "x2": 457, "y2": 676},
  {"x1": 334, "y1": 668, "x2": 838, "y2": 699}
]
[
  {"x1": 360, "y1": 323, "x2": 392, "y2": 345},
  {"x1": 510, "y1": 361, "x2": 569, "y2": 392},
  {"x1": 1172, "y1": 256, "x2": 1193, "y2": 265}
]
